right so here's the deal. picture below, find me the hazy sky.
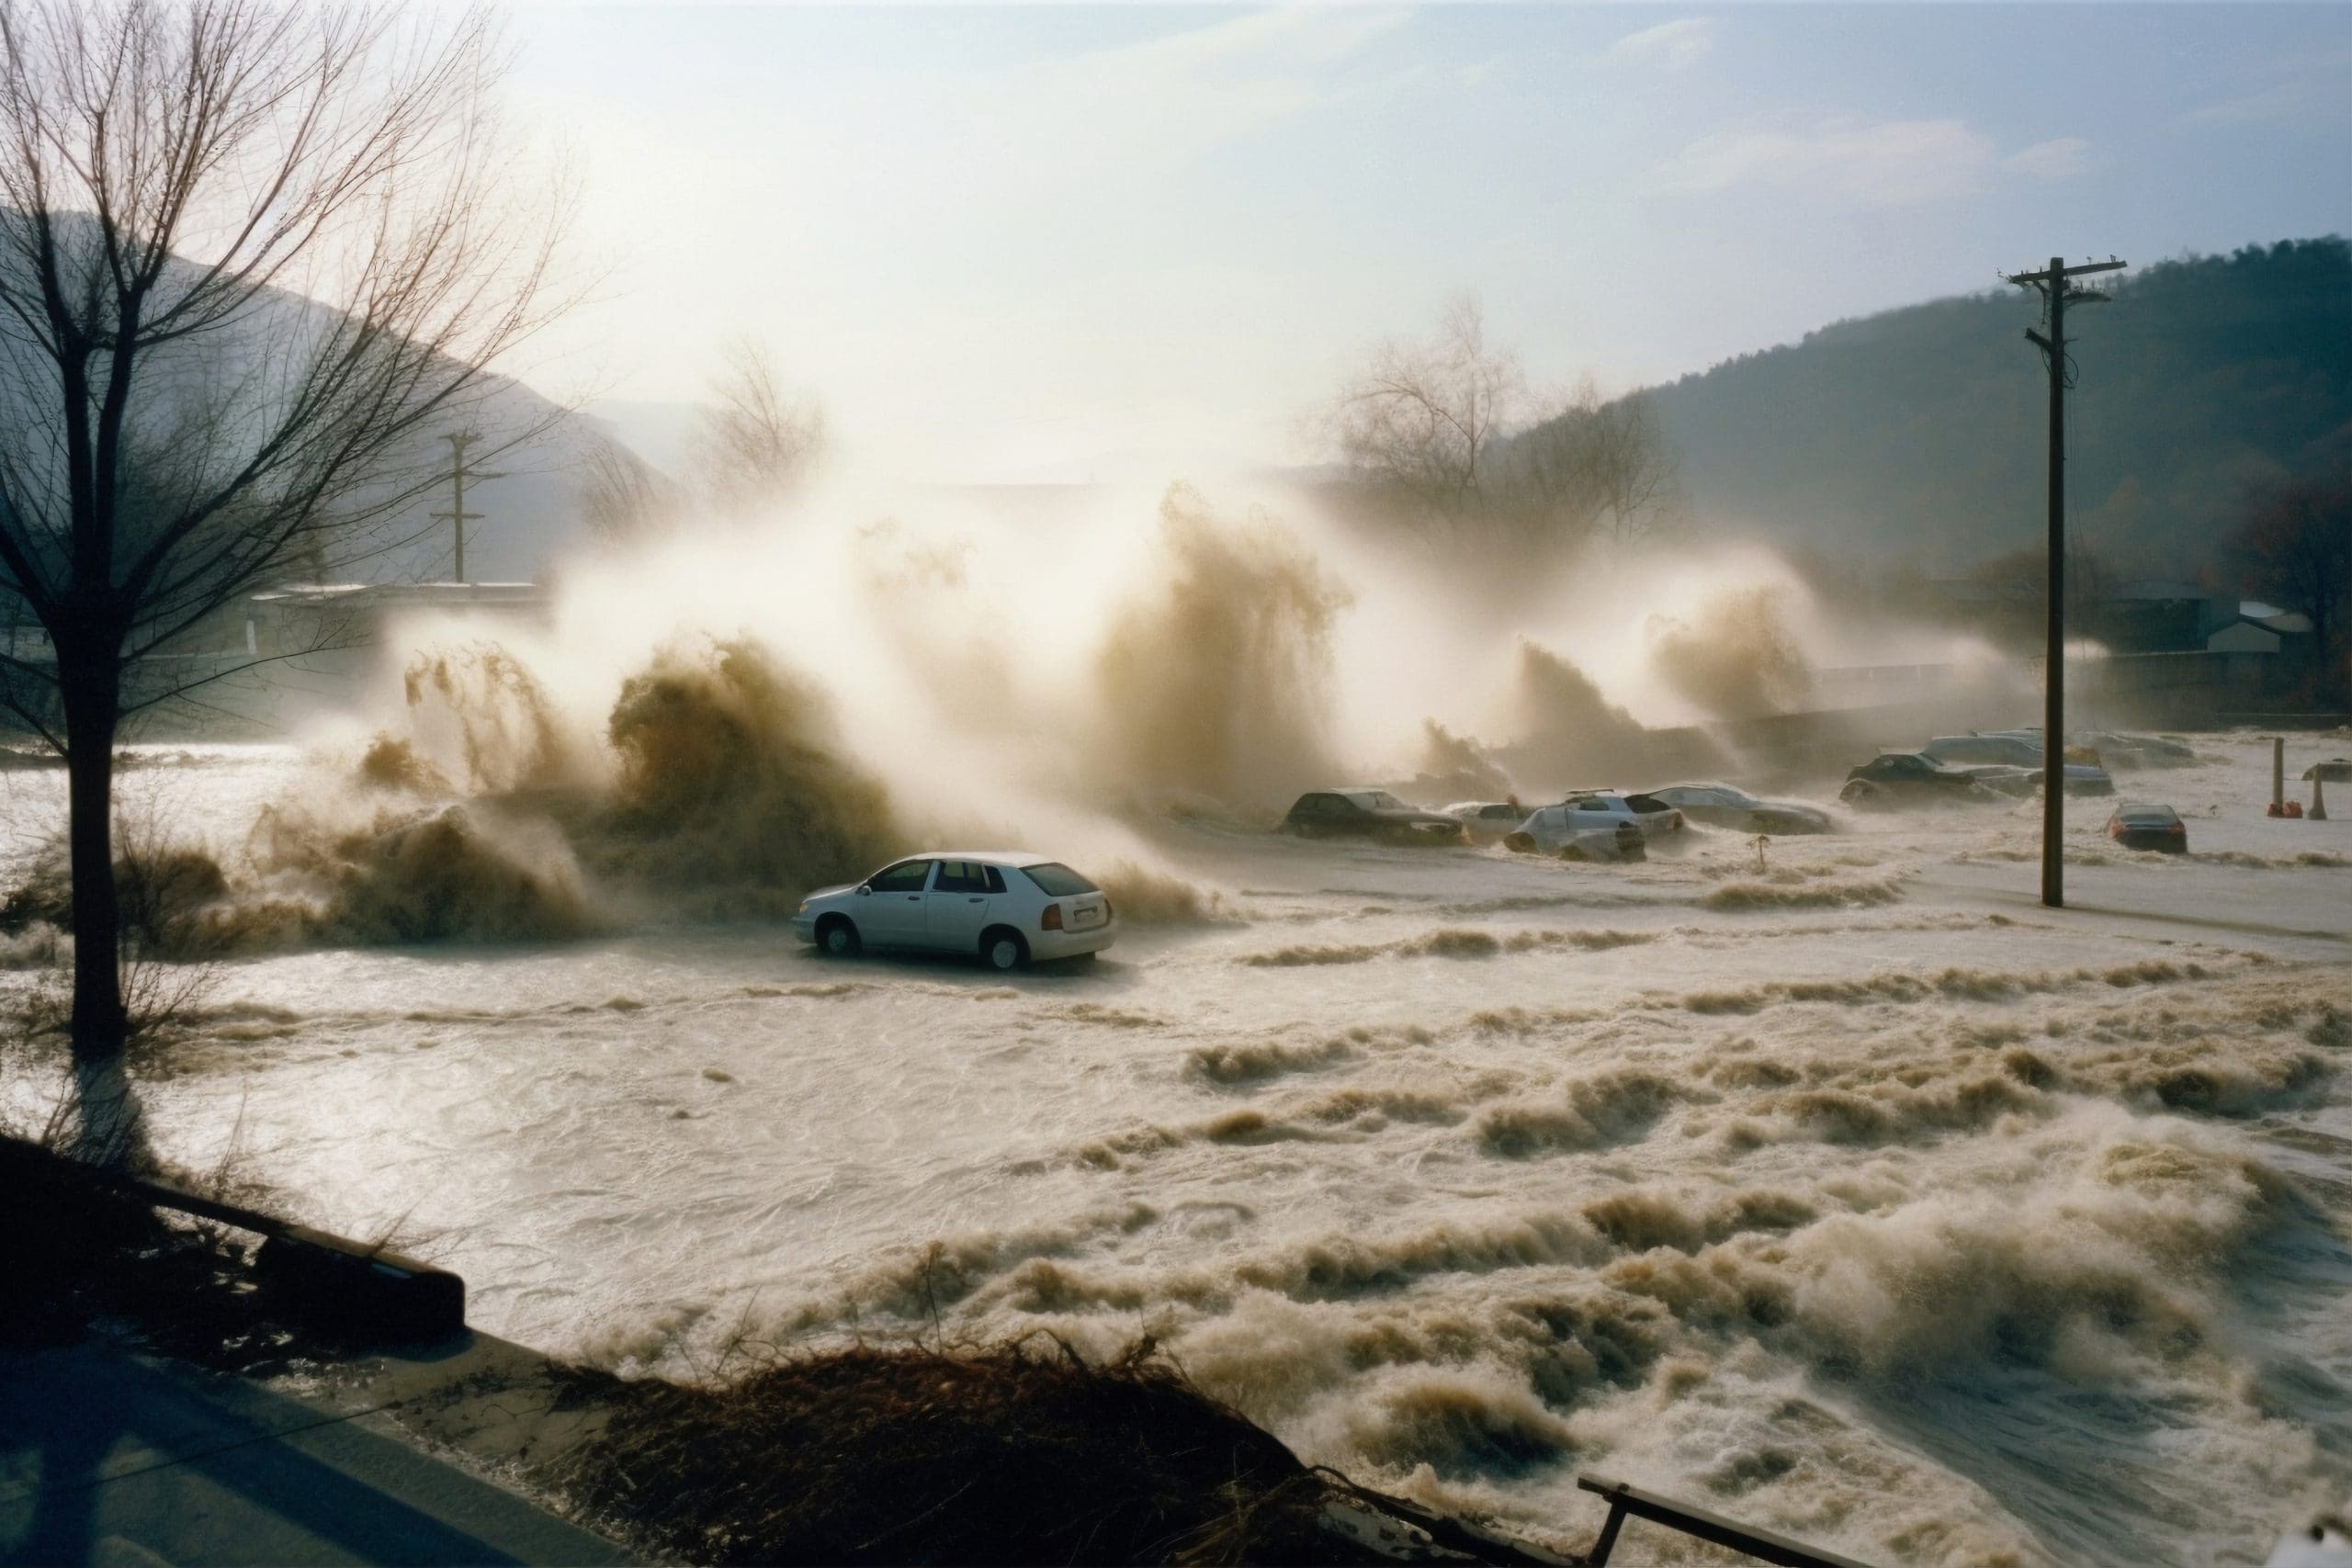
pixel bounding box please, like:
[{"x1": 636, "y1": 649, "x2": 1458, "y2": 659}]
[{"x1": 505, "y1": 4, "x2": 2352, "y2": 482}]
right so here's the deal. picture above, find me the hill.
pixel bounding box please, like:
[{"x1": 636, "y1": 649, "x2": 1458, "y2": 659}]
[{"x1": 1597, "y1": 238, "x2": 2352, "y2": 570}]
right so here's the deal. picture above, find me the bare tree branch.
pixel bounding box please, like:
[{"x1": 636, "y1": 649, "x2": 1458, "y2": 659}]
[{"x1": 0, "y1": 0, "x2": 571, "y2": 1069}]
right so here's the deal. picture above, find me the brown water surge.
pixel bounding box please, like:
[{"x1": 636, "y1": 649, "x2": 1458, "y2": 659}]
[
  {"x1": 1645, "y1": 583, "x2": 1815, "y2": 720},
  {"x1": 1090, "y1": 486, "x2": 1351, "y2": 811}
]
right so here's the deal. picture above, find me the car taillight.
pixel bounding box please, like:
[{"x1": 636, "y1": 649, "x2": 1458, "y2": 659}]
[{"x1": 1041, "y1": 904, "x2": 1064, "y2": 931}]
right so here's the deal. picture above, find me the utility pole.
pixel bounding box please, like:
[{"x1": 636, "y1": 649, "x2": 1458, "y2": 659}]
[
  {"x1": 429, "y1": 432, "x2": 506, "y2": 584},
  {"x1": 2004, "y1": 254, "x2": 2123, "y2": 908}
]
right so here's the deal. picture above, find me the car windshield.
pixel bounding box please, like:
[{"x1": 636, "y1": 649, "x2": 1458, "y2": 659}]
[
  {"x1": 1345, "y1": 791, "x2": 1408, "y2": 810},
  {"x1": 1021, "y1": 863, "x2": 1100, "y2": 897}
]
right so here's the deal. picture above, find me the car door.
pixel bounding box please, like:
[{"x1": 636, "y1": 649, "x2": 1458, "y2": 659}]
[
  {"x1": 925, "y1": 860, "x2": 998, "y2": 952},
  {"x1": 859, "y1": 858, "x2": 935, "y2": 944}
]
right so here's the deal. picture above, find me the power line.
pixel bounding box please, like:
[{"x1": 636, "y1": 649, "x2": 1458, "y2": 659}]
[
  {"x1": 427, "y1": 431, "x2": 507, "y2": 584},
  {"x1": 2002, "y1": 253, "x2": 2124, "y2": 910}
]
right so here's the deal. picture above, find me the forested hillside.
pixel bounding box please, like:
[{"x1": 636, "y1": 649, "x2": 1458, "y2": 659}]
[{"x1": 1620, "y1": 238, "x2": 2351, "y2": 570}]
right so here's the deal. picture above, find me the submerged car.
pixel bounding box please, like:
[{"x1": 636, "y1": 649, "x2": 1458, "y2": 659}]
[
  {"x1": 1557, "y1": 790, "x2": 1687, "y2": 839},
  {"x1": 792, "y1": 852, "x2": 1116, "y2": 970},
  {"x1": 1503, "y1": 794, "x2": 1657, "y2": 860},
  {"x1": 1924, "y1": 733, "x2": 2045, "y2": 768},
  {"x1": 1284, "y1": 790, "x2": 1465, "y2": 844},
  {"x1": 1842, "y1": 752, "x2": 2029, "y2": 805},
  {"x1": 1505, "y1": 812, "x2": 1646, "y2": 861},
  {"x1": 1639, "y1": 783, "x2": 1833, "y2": 835},
  {"x1": 2080, "y1": 730, "x2": 2197, "y2": 769},
  {"x1": 2107, "y1": 801, "x2": 2188, "y2": 852},
  {"x1": 1925, "y1": 733, "x2": 2116, "y2": 795}
]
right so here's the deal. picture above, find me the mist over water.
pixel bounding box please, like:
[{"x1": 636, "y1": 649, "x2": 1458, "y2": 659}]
[{"x1": 5, "y1": 483, "x2": 2351, "y2": 1568}]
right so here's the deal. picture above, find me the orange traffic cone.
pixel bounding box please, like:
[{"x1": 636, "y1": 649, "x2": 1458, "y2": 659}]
[{"x1": 2286, "y1": 800, "x2": 2305, "y2": 818}]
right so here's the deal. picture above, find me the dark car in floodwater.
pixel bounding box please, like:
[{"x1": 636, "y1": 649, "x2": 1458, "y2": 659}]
[
  {"x1": 2107, "y1": 801, "x2": 2188, "y2": 852},
  {"x1": 1841, "y1": 751, "x2": 2030, "y2": 805},
  {"x1": 1284, "y1": 790, "x2": 1465, "y2": 844}
]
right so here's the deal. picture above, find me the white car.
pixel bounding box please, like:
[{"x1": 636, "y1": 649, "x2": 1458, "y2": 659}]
[
  {"x1": 1503, "y1": 797, "x2": 1651, "y2": 861},
  {"x1": 790, "y1": 852, "x2": 1117, "y2": 970},
  {"x1": 1511, "y1": 791, "x2": 1686, "y2": 844}
]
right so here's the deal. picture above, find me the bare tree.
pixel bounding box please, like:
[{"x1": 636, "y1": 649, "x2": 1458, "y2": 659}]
[
  {"x1": 695, "y1": 339, "x2": 824, "y2": 514},
  {"x1": 1498, "y1": 379, "x2": 1679, "y2": 548},
  {"x1": 579, "y1": 434, "x2": 679, "y2": 545},
  {"x1": 1327, "y1": 297, "x2": 1522, "y2": 536},
  {"x1": 0, "y1": 0, "x2": 568, "y2": 1070},
  {"x1": 1326, "y1": 301, "x2": 1679, "y2": 558}
]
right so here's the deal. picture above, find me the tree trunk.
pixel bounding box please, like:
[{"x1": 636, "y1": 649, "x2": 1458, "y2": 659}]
[{"x1": 62, "y1": 653, "x2": 128, "y2": 1065}]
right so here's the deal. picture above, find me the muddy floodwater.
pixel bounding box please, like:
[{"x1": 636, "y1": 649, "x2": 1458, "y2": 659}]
[{"x1": 5, "y1": 734, "x2": 2350, "y2": 1568}]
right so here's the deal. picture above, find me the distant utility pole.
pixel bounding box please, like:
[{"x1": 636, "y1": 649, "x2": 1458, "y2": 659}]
[
  {"x1": 2004, "y1": 254, "x2": 2124, "y2": 909},
  {"x1": 429, "y1": 431, "x2": 506, "y2": 584}
]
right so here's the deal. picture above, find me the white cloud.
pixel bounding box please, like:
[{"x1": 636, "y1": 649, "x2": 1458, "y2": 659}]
[
  {"x1": 2188, "y1": 48, "x2": 2352, "y2": 126},
  {"x1": 1606, "y1": 17, "x2": 1718, "y2": 73},
  {"x1": 1652, "y1": 117, "x2": 1994, "y2": 204},
  {"x1": 2002, "y1": 137, "x2": 2100, "y2": 179}
]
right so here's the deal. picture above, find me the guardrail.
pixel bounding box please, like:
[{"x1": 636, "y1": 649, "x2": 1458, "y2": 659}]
[
  {"x1": 1575, "y1": 1475, "x2": 1877, "y2": 1567},
  {"x1": 1, "y1": 1134, "x2": 465, "y2": 1342}
]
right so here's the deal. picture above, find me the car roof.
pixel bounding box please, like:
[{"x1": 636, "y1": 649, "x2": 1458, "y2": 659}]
[
  {"x1": 2112, "y1": 802, "x2": 2179, "y2": 818},
  {"x1": 901, "y1": 850, "x2": 1055, "y2": 866}
]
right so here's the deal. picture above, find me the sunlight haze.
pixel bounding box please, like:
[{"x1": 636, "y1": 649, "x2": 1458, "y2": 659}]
[{"x1": 509, "y1": 3, "x2": 2352, "y2": 481}]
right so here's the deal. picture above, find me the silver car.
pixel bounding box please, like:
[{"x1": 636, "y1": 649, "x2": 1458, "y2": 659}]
[
  {"x1": 791, "y1": 852, "x2": 1117, "y2": 970},
  {"x1": 1640, "y1": 783, "x2": 1833, "y2": 834}
]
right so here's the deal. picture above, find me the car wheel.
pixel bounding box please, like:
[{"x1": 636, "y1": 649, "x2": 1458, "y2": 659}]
[
  {"x1": 818, "y1": 916, "x2": 861, "y2": 957},
  {"x1": 1840, "y1": 780, "x2": 1882, "y2": 806},
  {"x1": 981, "y1": 928, "x2": 1029, "y2": 972},
  {"x1": 1503, "y1": 831, "x2": 1536, "y2": 853}
]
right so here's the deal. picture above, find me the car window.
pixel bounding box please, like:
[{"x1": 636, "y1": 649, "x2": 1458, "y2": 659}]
[
  {"x1": 868, "y1": 859, "x2": 933, "y2": 893},
  {"x1": 983, "y1": 864, "x2": 1007, "y2": 894},
  {"x1": 1566, "y1": 796, "x2": 1610, "y2": 812},
  {"x1": 1021, "y1": 863, "x2": 1100, "y2": 897},
  {"x1": 934, "y1": 860, "x2": 989, "y2": 894}
]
